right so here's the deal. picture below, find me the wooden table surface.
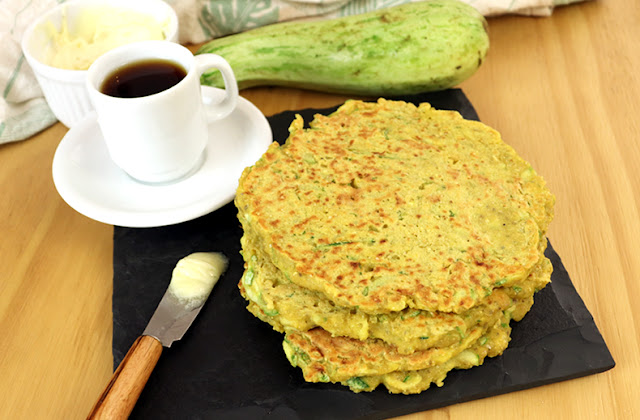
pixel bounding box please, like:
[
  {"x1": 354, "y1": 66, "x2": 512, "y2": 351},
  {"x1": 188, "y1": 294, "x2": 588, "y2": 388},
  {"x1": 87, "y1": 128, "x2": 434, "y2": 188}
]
[{"x1": 1, "y1": 1, "x2": 638, "y2": 419}]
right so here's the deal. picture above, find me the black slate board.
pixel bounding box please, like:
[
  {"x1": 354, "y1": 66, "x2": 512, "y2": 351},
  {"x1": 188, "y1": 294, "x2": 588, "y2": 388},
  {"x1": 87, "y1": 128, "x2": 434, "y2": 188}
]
[{"x1": 112, "y1": 89, "x2": 614, "y2": 420}]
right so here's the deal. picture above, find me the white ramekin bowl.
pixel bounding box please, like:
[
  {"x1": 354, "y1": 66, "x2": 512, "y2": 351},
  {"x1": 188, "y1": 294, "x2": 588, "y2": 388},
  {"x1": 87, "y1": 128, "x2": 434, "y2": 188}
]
[{"x1": 21, "y1": 0, "x2": 179, "y2": 128}]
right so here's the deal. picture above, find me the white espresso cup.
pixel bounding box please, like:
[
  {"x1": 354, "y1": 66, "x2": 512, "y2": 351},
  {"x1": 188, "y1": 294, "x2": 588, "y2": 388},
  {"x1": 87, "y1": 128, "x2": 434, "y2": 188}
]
[{"x1": 86, "y1": 40, "x2": 238, "y2": 184}]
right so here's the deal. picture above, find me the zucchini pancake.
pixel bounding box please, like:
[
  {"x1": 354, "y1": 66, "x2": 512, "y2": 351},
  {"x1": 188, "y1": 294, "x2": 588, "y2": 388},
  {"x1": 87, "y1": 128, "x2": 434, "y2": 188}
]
[{"x1": 236, "y1": 99, "x2": 555, "y2": 394}]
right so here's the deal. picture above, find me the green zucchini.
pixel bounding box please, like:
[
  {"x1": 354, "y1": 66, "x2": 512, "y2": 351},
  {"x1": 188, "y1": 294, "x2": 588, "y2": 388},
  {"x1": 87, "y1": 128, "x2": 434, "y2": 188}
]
[{"x1": 197, "y1": 0, "x2": 489, "y2": 95}]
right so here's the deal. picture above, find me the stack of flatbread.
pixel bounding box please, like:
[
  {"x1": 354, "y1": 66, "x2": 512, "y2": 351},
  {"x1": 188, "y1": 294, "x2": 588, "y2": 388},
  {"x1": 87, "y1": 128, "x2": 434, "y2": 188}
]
[{"x1": 235, "y1": 99, "x2": 555, "y2": 394}]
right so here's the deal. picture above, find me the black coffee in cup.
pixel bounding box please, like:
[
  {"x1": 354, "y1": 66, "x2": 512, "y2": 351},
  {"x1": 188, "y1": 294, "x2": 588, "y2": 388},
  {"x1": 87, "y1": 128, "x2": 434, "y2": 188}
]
[{"x1": 100, "y1": 59, "x2": 187, "y2": 98}]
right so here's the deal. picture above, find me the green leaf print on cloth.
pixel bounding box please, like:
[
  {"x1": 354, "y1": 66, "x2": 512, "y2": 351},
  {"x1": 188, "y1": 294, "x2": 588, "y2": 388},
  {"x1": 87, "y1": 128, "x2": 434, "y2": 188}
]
[{"x1": 198, "y1": 1, "x2": 280, "y2": 39}]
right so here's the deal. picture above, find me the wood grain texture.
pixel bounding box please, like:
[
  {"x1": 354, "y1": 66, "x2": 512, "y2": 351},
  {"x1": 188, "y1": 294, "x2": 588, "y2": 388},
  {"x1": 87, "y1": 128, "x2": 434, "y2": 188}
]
[
  {"x1": 87, "y1": 336, "x2": 162, "y2": 420},
  {"x1": 1, "y1": 1, "x2": 638, "y2": 419}
]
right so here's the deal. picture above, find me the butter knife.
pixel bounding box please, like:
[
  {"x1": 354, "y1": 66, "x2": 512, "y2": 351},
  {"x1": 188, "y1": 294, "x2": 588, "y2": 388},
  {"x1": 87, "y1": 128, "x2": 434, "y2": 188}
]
[{"x1": 86, "y1": 252, "x2": 228, "y2": 420}]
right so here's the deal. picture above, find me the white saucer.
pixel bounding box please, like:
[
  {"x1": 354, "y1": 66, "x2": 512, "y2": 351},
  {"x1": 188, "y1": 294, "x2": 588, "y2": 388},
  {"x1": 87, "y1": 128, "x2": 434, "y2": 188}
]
[{"x1": 52, "y1": 86, "x2": 273, "y2": 228}]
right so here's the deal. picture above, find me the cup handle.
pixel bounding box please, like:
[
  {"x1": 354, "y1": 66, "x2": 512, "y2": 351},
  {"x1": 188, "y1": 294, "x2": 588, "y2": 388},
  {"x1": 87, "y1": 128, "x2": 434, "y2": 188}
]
[{"x1": 194, "y1": 54, "x2": 239, "y2": 121}]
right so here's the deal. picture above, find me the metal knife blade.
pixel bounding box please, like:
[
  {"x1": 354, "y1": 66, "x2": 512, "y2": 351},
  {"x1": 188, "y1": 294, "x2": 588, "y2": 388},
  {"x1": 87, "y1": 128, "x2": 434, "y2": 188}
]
[
  {"x1": 142, "y1": 251, "x2": 228, "y2": 347},
  {"x1": 142, "y1": 291, "x2": 207, "y2": 348}
]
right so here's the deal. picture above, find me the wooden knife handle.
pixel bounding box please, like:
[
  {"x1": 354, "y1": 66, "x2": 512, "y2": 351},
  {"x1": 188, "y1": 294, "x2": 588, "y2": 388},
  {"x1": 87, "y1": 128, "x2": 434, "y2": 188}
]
[{"x1": 86, "y1": 335, "x2": 163, "y2": 420}]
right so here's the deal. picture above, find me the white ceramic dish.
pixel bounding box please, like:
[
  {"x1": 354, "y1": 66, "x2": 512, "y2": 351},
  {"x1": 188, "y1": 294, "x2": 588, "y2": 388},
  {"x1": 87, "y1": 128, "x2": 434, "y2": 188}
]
[
  {"x1": 21, "y1": 0, "x2": 179, "y2": 128},
  {"x1": 52, "y1": 87, "x2": 272, "y2": 227}
]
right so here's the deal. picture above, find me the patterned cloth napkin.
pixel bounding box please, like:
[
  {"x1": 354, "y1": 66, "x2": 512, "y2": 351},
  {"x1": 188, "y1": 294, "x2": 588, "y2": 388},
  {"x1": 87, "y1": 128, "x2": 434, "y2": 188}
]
[{"x1": 1, "y1": 0, "x2": 584, "y2": 144}]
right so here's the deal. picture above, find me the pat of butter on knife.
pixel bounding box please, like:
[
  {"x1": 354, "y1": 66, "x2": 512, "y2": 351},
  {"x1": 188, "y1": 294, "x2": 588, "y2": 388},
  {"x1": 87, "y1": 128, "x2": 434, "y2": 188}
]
[{"x1": 169, "y1": 252, "x2": 229, "y2": 308}]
